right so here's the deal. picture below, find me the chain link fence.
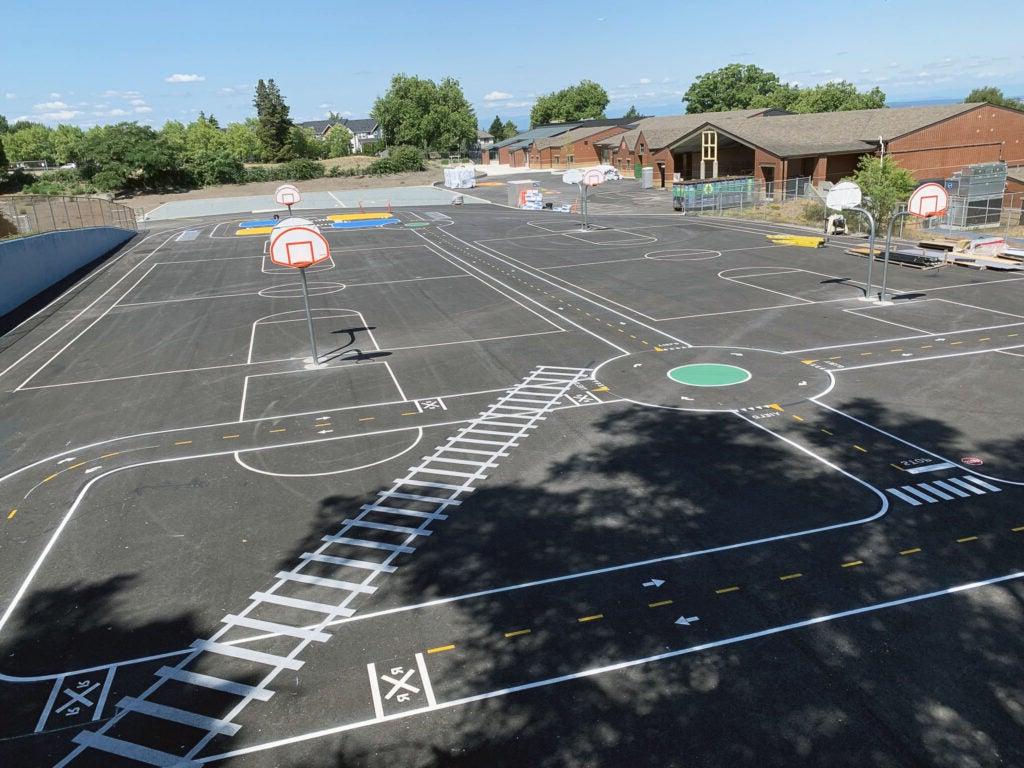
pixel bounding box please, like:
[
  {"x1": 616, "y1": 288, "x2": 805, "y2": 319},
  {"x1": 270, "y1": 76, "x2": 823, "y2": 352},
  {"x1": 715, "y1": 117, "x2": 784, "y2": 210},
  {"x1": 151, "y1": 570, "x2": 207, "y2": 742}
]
[{"x1": 0, "y1": 195, "x2": 138, "y2": 239}]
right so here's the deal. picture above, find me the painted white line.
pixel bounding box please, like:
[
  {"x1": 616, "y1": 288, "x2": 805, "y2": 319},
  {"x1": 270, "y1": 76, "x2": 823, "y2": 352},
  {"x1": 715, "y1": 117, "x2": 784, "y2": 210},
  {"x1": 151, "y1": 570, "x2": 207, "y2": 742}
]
[
  {"x1": 415, "y1": 652, "x2": 437, "y2": 707},
  {"x1": 233, "y1": 428, "x2": 423, "y2": 478},
  {"x1": 782, "y1": 321, "x2": 1024, "y2": 354},
  {"x1": 835, "y1": 344, "x2": 1024, "y2": 372},
  {"x1": 905, "y1": 462, "x2": 956, "y2": 474},
  {"x1": 199, "y1": 570, "x2": 1024, "y2": 763},
  {"x1": 327, "y1": 191, "x2": 346, "y2": 208},
  {"x1": 366, "y1": 662, "x2": 384, "y2": 718}
]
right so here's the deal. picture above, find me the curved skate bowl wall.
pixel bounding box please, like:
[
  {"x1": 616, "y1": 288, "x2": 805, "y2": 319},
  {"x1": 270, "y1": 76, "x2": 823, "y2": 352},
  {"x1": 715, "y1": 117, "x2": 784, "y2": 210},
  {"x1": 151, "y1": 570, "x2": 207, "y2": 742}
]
[{"x1": 0, "y1": 227, "x2": 135, "y2": 317}]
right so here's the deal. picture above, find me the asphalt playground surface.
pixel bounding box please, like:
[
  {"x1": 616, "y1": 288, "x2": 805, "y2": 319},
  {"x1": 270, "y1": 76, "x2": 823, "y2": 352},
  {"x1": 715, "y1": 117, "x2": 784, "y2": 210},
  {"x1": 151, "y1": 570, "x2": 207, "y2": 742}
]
[{"x1": 1, "y1": 182, "x2": 1023, "y2": 767}]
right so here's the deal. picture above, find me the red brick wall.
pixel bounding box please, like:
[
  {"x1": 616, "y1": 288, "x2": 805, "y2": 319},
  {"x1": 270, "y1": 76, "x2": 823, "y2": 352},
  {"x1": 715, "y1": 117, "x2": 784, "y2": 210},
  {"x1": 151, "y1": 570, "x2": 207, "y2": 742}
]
[{"x1": 887, "y1": 104, "x2": 1024, "y2": 180}]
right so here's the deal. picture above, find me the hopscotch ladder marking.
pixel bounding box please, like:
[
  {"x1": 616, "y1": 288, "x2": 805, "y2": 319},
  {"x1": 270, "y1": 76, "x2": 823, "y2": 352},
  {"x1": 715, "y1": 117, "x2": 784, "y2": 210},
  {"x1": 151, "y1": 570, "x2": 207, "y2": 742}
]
[
  {"x1": 887, "y1": 475, "x2": 1003, "y2": 505},
  {"x1": 58, "y1": 365, "x2": 590, "y2": 766}
]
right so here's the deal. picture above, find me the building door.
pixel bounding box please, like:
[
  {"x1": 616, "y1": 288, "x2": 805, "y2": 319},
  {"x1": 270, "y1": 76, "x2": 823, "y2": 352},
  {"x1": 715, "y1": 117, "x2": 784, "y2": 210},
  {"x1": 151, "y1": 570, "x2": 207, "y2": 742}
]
[
  {"x1": 761, "y1": 165, "x2": 775, "y2": 198},
  {"x1": 657, "y1": 162, "x2": 666, "y2": 188}
]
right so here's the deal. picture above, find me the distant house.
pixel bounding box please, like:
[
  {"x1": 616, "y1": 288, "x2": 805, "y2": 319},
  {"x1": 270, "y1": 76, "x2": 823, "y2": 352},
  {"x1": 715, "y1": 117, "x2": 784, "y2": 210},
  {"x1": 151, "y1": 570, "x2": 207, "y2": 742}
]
[
  {"x1": 476, "y1": 130, "x2": 494, "y2": 150},
  {"x1": 295, "y1": 117, "x2": 382, "y2": 153}
]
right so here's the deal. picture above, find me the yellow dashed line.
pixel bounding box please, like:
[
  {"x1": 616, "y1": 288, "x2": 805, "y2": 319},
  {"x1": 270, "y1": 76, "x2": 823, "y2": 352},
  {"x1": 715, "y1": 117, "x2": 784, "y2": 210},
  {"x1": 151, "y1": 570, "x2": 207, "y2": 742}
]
[
  {"x1": 67, "y1": 461, "x2": 87, "y2": 470},
  {"x1": 715, "y1": 586, "x2": 740, "y2": 595},
  {"x1": 174, "y1": 440, "x2": 192, "y2": 446},
  {"x1": 7, "y1": 509, "x2": 16, "y2": 520},
  {"x1": 779, "y1": 573, "x2": 803, "y2": 581},
  {"x1": 222, "y1": 434, "x2": 239, "y2": 440},
  {"x1": 890, "y1": 463, "x2": 905, "y2": 472},
  {"x1": 99, "y1": 452, "x2": 121, "y2": 459},
  {"x1": 629, "y1": 335, "x2": 637, "y2": 339},
  {"x1": 956, "y1": 535, "x2": 978, "y2": 543},
  {"x1": 1008, "y1": 333, "x2": 1019, "y2": 338},
  {"x1": 648, "y1": 599, "x2": 673, "y2": 608},
  {"x1": 853, "y1": 445, "x2": 868, "y2": 453},
  {"x1": 401, "y1": 411, "x2": 416, "y2": 416},
  {"x1": 578, "y1": 614, "x2": 604, "y2": 623},
  {"x1": 504, "y1": 629, "x2": 531, "y2": 638},
  {"x1": 427, "y1": 644, "x2": 455, "y2": 654},
  {"x1": 979, "y1": 337, "x2": 990, "y2": 341},
  {"x1": 900, "y1": 547, "x2": 921, "y2": 555},
  {"x1": 890, "y1": 348, "x2": 903, "y2": 352},
  {"x1": 860, "y1": 352, "x2": 873, "y2": 356},
  {"x1": 269, "y1": 428, "x2": 287, "y2": 433},
  {"x1": 841, "y1": 560, "x2": 864, "y2": 568},
  {"x1": 591, "y1": 386, "x2": 609, "y2": 393},
  {"x1": 1012, "y1": 525, "x2": 1024, "y2": 532},
  {"x1": 42, "y1": 473, "x2": 59, "y2": 483},
  {"x1": 641, "y1": 340, "x2": 649, "y2": 345},
  {"x1": 827, "y1": 356, "x2": 842, "y2": 360},
  {"x1": 820, "y1": 428, "x2": 834, "y2": 436},
  {"x1": 358, "y1": 417, "x2": 375, "y2": 422},
  {"x1": 921, "y1": 344, "x2": 933, "y2": 349},
  {"x1": 949, "y1": 341, "x2": 963, "y2": 346},
  {"x1": 792, "y1": 415, "x2": 804, "y2": 422}
]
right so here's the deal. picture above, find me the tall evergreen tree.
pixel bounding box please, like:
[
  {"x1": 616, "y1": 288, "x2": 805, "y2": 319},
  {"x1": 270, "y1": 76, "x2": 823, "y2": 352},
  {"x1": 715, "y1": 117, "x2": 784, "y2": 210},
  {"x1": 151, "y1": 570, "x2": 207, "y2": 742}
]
[
  {"x1": 623, "y1": 104, "x2": 641, "y2": 120},
  {"x1": 488, "y1": 115, "x2": 505, "y2": 140},
  {"x1": 253, "y1": 78, "x2": 293, "y2": 161}
]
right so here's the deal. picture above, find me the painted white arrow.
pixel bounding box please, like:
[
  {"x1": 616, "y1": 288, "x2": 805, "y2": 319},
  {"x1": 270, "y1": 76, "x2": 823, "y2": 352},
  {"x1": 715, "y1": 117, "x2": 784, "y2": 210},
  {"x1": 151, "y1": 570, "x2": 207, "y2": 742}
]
[
  {"x1": 675, "y1": 615, "x2": 700, "y2": 626},
  {"x1": 317, "y1": 429, "x2": 334, "y2": 434},
  {"x1": 633, "y1": 363, "x2": 643, "y2": 368},
  {"x1": 57, "y1": 458, "x2": 77, "y2": 465},
  {"x1": 643, "y1": 579, "x2": 665, "y2": 588},
  {"x1": 84, "y1": 466, "x2": 102, "y2": 474}
]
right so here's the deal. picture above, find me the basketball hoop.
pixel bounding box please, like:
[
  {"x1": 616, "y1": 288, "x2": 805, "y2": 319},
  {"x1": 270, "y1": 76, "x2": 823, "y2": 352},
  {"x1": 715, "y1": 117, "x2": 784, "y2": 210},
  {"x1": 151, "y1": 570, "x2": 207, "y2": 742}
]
[
  {"x1": 582, "y1": 169, "x2": 605, "y2": 187},
  {"x1": 906, "y1": 182, "x2": 949, "y2": 218}
]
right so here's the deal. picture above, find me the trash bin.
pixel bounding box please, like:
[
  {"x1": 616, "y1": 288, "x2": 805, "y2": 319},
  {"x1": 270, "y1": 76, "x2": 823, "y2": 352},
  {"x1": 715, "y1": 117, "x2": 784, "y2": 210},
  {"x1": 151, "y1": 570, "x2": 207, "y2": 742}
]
[{"x1": 640, "y1": 167, "x2": 654, "y2": 189}]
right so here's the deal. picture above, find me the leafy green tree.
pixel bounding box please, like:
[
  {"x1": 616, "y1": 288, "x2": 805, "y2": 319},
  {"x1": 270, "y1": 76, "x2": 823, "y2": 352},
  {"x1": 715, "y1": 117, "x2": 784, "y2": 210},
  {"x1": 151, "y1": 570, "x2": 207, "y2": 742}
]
[
  {"x1": 530, "y1": 80, "x2": 608, "y2": 127},
  {"x1": 180, "y1": 114, "x2": 244, "y2": 185},
  {"x1": 502, "y1": 119, "x2": 518, "y2": 139},
  {"x1": 0, "y1": 135, "x2": 6, "y2": 169},
  {"x1": 850, "y1": 155, "x2": 917, "y2": 227},
  {"x1": 284, "y1": 125, "x2": 324, "y2": 159},
  {"x1": 325, "y1": 124, "x2": 353, "y2": 157},
  {"x1": 964, "y1": 86, "x2": 1023, "y2": 110},
  {"x1": 425, "y1": 77, "x2": 477, "y2": 153},
  {"x1": 3, "y1": 124, "x2": 55, "y2": 164},
  {"x1": 253, "y1": 78, "x2": 293, "y2": 161},
  {"x1": 223, "y1": 120, "x2": 262, "y2": 162},
  {"x1": 51, "y1": 124, "x2": 85, "y2": 165},
  {"x1": 487, "y1": 115, "x2": 505, "y2": 141},
  {"x1": 78, "y1": 123, "x2": 179, "y2": 191},
  {"x1": 0, "y1": 115, "x2": 9, "y2": 134},
  {"x1": 10, "y1": 120, "x2": 40, "y2": 132},
  {"x1": 787, "y1": 81, "x2": 886, "y2": 113},
  {"x1": 683, "y1": 64, "x2": 789, "y2": 113},
  {"x1": 622, "y1": 104, "x2": 642, "y2": 120},
  {"x1": 372, "y1": 74, "x2": 476, "y2": 151}
]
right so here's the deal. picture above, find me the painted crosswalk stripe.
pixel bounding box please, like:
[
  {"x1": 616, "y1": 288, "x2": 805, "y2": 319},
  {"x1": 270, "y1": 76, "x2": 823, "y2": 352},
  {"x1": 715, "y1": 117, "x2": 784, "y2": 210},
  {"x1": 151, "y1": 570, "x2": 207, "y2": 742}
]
[
  {"x1": 948, "y1": 477, "x2": 987, "y2": 495},
  {"x1": 916, "y1": 482, "x2": 953, "y2": 501},
  {"x1": 932, "y1": 480, "x2": 970, "y2": 498},
  {"x1": 959, "y1": 475, "x2": 1001, "y2": 493},
  {"x1": 903, "y1": 486, "x2": 939, "y2": 503},
  {"x1": 886, "y1": 487, "x2": 923, "y2": 506}
]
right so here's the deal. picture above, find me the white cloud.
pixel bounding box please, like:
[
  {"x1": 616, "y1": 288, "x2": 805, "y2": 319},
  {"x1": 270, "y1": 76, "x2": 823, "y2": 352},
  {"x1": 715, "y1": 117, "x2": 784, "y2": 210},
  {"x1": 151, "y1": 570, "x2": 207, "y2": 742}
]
[
  {"x1": 92, "y1": 108, "x2": 130, "y2": 117},
  {"x1": 4, "y1": 92, "x2": 16, "y2": 99},
  {"x1": 484, "y1": 90, "x2": 514, "y2": 101},
  {"x1": 639, "y1": 78, "x2": 652, "y2": 85},
  {"x1": 597, "y1": 17, "x2": 605, "y2": 21},
  {"x1": 134, "y1": 106, "x2": 153, "y2": 113},
  {"x1": 217, "y1": 84, "x2": 249, "y2": 96},
  {"x1": 34, "y1": 100, "x2": 70, "y2": 110},
  {"x1": 37, "y1": 110, "x2": 81, "y2": 121},
  {"x1": 165, "y1": 73, "x2": 205, "y2": 83},
  {"x1": 49, "y1": 92, "x2": 61, "y2": 98},
  {"x1": 130, "y1": 98, "x2": 147, "y2": 106},
  {"x1": 102, "y1": 89, "x2": 142, "y2": 99}
]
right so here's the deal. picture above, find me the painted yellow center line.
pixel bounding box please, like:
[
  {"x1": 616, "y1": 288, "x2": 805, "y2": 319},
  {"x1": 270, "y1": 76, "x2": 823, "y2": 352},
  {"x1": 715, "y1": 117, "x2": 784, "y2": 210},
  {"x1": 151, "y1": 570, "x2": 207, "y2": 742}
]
[
  {"x1": 1008, "y1": 333, "x2": 1019, "y2": 338},
  {"x1": 956, "y1": 535, "x2": 978, "y2": 543},
  {"x1": 269, "y1": 428, "x2": 287, "y2": 433},
  {"x1": 715, "y1": 586, "x2": 740, "y2": 594},
  {"x1": 100, "y1": 451, "x2": 121, "y2": 459},
  {"x1": 820, "y1": 428, "x2": 834, "y2": 436},
  {"x1": 853, "y1": 445, "x2": 868, "y2": 453},
  {"x1": 1012, "y1": 526, "x2": 1024, "y2": 533},
  {"x1": 7, "y1": 509, "x2": 16, "y2": 520},
  {"x1": 68, "y1": 461, "x2": 87, "y2": 470},
  {"x1": 174, "y1": 440, "x2": 192, "y2": 446},
  {"x1": 827, "y1": 356, "x2": 842, "y2": 360},
  {"x1": 920, "y1": 344, "x2": 933, "y2": 349},
  {"x1": 792, "y1": 415, "x2": 804, "y2": 422},
  {"x1": 979, "y1": 337, "x2": 990, "y2": 341},
  {"x1": 890, "y1": 348, "x2": 903, "y2": 352},
  {"x1": 358, "y1": 417, "x2": 375, "y2": 422},
  {"x1": 779, "y1": 573, "x2": 803, "y2": 581},
  {"x1": 401, "y1": 411, "x2": 416, "y2": 416},
  {"x1": 648, "y1": 599, "x2": 673, "y2": 608},
  {"x1": 222, "y1": 434, "x2": 239, "y2": 440},
  {"x1": 899, "y1": 547, "x2": 921, "y2": 556},
  {"x1": 42, "y1": 473, "x2": 59, "y2": 483},
  {"x1": 841, "y1": 560, "x2": 864, "y2": 568},
  {"x1": 504, "y1": 629, "x2": 531, "y2": 638},
  {"x1": 577, "y1": 614, "x2": 604, "y2": 623},
  {"x1": 949, "y1": 341, "x2": 963, "y2": 345},
  {"x1": 890, "y1": 463, "x2": 905, "y2": 472},
  {"x1": 427, "y1": 644, "x2": 455, "y2": 654},
  {"x1": 860, "y1": 352, "x2": 873, "y2": 356}
]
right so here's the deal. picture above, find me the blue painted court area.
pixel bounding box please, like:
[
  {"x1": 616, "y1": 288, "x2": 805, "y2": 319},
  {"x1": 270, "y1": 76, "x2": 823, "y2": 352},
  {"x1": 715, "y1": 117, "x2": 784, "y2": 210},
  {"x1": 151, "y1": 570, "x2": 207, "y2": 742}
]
[
  {"x1": 238, "y1": 218, "x2": 280, "y2": 228},
  {"x1": 143, "y1": 185, "x2": 489, "y2": 221},
  {"x1": 331, "y1": 218, "x2": 401, "y2": 229}
]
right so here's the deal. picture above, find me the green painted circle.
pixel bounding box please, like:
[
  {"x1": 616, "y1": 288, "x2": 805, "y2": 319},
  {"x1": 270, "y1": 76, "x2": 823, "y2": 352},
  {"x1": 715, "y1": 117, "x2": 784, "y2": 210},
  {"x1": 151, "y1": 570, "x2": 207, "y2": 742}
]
[{"x1": 667, "y1": 363, "x2": 752, "y2": 387}]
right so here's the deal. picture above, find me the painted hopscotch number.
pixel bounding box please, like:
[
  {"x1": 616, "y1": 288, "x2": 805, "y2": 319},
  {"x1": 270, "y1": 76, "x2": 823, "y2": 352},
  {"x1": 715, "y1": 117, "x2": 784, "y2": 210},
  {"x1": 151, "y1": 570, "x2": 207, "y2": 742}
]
[
  {"x1": 35, "y1": 668, "x2": 116, "y2": 733},
  {"x1": 367, "y1": 654, "x2": 436, "y2": 718},
  {"x1": 566, "y1": 390, "x2": 600, "y2": 406}
]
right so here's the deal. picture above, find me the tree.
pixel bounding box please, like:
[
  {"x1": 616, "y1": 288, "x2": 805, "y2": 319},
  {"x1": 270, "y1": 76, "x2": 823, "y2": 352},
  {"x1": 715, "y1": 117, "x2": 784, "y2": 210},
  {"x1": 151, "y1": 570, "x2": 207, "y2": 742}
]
[
  {"x1": 0, "y1": 136, "x2": 6, "y2": 169},
  {"x1": 787, "y1": 81, "x2": 886, "y2": 113},
  {"x1": 78, "y1": 123, "x2": 179, "y2": 191},
  {"x1": 683, "y1": 64, "x2": 789, "y2": 113},
  {"x1": 964, "y1": 86, "x2": 1023, "y2": 110},
  {"x1": 2, "y1": 124, "x2": 55, "y2": 164},
  {"x1": 488, "y1": 115, "x2": 505, "y2": 141},
  {"x1": 50, "y1": 124, "x2": 85, "y2": 165},
  {"x1": 372, "y1": 74, "x2": 476, "y2": 151},
  {"x1": 325, "y1": 124, "x2": 353, "y2": 157},
  {"x1": 850, "y1": 155, "x2": 917, "y2": 227},
  {"x1": 223, "y1": 119, "x2": 262, "y2": 162},
  {"x1": 253, "y1": 78, "x2": 293, "y2": 161},
  {"x1": 0, "y1": 115, "x2": 9, "y2": 134},
  {"x1": 530, "y1": 80, "x2": 608, "y2": 127},
  {"x1": 623, "y1": 104, "x2": 642, "y2": 120},
  {"x1": 502, "y1": 119, "x2": 518, "y2": 139},
  {"x1": 284, "y1": 125, "x2": 325, "y2": 160}
]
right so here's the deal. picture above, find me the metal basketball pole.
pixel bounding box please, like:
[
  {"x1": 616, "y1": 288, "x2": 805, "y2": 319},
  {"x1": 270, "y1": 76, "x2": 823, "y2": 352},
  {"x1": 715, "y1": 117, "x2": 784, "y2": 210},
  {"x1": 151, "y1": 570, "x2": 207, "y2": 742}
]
[
  {"x1": 879, "y1": 211, "x2": 910, "y2": 304},
  {"x1": 847, "y1": 206, "x2": 876, "y2": 300},
  {"x1": 299, "y1": 266, "x2": 319, "y2": 365}
]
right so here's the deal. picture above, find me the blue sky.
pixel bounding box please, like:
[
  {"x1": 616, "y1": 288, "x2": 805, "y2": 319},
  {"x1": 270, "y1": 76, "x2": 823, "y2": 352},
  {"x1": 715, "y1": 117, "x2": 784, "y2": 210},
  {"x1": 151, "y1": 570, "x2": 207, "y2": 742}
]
[{"x1": 2, "y1": 0, "x2": 1022, "y2": 130}]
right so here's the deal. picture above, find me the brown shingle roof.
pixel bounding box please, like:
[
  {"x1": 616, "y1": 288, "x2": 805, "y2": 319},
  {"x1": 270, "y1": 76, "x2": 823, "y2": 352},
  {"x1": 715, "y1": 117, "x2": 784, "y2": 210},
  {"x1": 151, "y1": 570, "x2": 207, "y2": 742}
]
[{"x1": 534, "y1": 125, "x2": 625, "y2": 150}]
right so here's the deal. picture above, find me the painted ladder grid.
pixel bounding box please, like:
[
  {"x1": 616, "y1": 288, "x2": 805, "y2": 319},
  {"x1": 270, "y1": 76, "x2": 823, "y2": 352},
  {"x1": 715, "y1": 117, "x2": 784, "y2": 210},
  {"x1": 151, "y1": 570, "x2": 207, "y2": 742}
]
[{"x1": 56, "y1": 365, "x2": 591, "y2": 767}]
